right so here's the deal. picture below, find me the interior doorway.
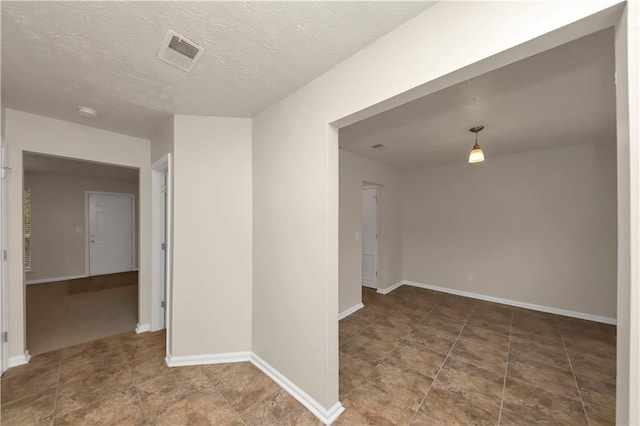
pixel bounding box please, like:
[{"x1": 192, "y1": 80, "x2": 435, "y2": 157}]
[
  {"x1": 361, "y1": 185, "x2": 378, "y2": 289},
  {"x1": 150, "y1": 153, "x2": 172, "y2": 356},
  {"x1": 23, "y1": 152, "x2": 140, "y2": 355}
]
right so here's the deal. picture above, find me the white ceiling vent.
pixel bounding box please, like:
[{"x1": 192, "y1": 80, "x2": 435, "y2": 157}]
[{"x1": 157, "y1": 30, "x2": 204, "y2": 72}]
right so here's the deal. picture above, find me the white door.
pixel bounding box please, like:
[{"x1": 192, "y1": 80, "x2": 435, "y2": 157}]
[
  {"x1": 0, "y1": 139, "x2": 8, "y2": 373},
  {"x1": 88, "y1": 193, "x2": 135, "y2": 276},
  {"x1": 362, "y1": 187, "x2": 378, "y2": 289}
]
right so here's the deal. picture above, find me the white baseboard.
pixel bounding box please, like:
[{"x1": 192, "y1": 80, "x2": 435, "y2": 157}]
[
  {"x1": 8, "y1": 351, "x2": 31, "y2": 368},
  {"x1": 376, "y1": 281, "x2": 404, "y2": 295},
  {"x1": 161, "y1": 349, "x2": 344, "y2": 424},
  {"x1": 135, "y1": 323, "x2": 151, "y2": 334},
  {"x1": 339, "y1": 302, "x2": 364, "y2": 320},
  {"x1": 250, "y1": 353, "x2": 344, "y2": 425},
  {"x1": 26, "y1": 274, "x2": 88, "y2": 285},
  {"x1": 401, "y1": 280, "x2": 617, "y2": 325},
  {"x1": 166, "y1": 351, "x2": 251, "y2": 367}
]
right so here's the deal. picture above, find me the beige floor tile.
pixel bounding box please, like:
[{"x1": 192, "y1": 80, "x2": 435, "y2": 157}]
[
  {"x1": 136, "y1": 367, "x2": 210, "y2": 418},
  {"x1": 342, "y1": 381, "x2": 420, "y2": 425},
  {"x1": 584, "y1": 401, "x2": 615, "y2": 426},
  {"x1": 431, "y1": 358, "x2": 504, "y2": 406},
  {"x1": 502, "y1": 378, "x2": 588, "y2": 425},
  {"x1": 148, "y1": 388, "x2": 244, "y2": 426},
  {"x1": 240, "y1": 388, "x2": 322, "y2": 425},
  {"x1": 417, "y1": 387, "x2": 501, "y2": 425},
  {"x1": 365, "y1": 358, "x2": 433, "y2": 410},
  {"x1": 55, "y1": 363, "x2": 134, "y2": 417},
  {"x1": 507, "y1": 355, "x2": 580, "y2": 399},
  {"x1": 0, "y1": 391, "x2": 56, "y2": 426},
  {"x1": 404, "y1": 325, "x2": 458, "y2": 355},
  {"x1": 508, "y1": 338, "x2": 570, "y2": 370},
  {"x1": 385, "y1": 340, "x2": 446, "y2": 379},
  {"x1": 450, "y1": 338, "x2": 507, "y2": 375},
  {"x1": 567, "y1": 350, "x2": 616, "y2": 382},
  {"x1": 52, "y1": 386, "x2": 143, "y2": 426},
  {"x1": 459, "y1": 324, "x2": 510, "y2": 351},
  {"x1": 0, "y1": 364, "x2": 59, "y2": 405},
  {"x1": 575, "y1": 374, "x2": 616, "y2": 409}
]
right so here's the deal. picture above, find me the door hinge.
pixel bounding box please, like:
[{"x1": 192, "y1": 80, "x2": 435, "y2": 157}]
[
  {"x1": 161, "y1": 184, "x2": 167, "y2": 194},
  {"x1": 161, "y1": 301, "x2": 166, "y2": 308},
  {"x1": 0, "y1": 166, "x2": 10, "y2": 179},
  {"x1": 2, "y1": 250, "x2": 6, "y2": 261},
  {"x1": 2, "y1": 331, "x2": 7, "y2": 343},
  {"x1": 376, "y1": 271, "x2": 378, "y2": 277},
  {"x1": 161, "y1": 243, "x2": 166, "y2": 251}
]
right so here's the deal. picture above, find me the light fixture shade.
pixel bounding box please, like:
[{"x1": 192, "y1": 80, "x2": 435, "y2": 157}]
[{"x1": 468, "y1": 147, "x2": 485, "y2": 163}]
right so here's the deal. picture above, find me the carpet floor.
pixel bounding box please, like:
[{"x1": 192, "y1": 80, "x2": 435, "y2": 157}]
[{"x1": 26, "y1": 272, "x2": 138, "y2": 355}]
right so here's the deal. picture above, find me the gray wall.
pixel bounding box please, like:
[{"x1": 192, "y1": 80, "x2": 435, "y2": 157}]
[{"x1": 401, "y1": 141, "x2": 617, "y2": 318}]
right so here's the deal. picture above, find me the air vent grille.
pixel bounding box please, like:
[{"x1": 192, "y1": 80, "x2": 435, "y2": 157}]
[{"x1": 158, "y1": 30, "x2": 204, "y2": 72}]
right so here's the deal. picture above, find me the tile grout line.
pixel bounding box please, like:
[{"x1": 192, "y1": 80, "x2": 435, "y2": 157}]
[
  {"x1": 48, "y1": 352, "x2": 64, "y2": 426},
  {"x1": 496, "y1": 312, "x2": 514, "y2": 425},
  {"x1": 408, "y1": 302, "x2": 477, "y2": 424},
  {"x1": 562, "y1": 337, "x2": 591, "y2": 426},
  {"x1": 197, "y1": 365, "x2": 249, "y2": 426},
  {"x1": 118, "y1": 335, "x2": 147, "y2": 422}
]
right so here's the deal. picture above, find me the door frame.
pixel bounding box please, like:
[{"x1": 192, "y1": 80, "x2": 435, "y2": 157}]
[
  {"x1": 361, "y1": 185, "x2": 378, "y2": 289},
  {"x1": 0, "y1": 139, "x2": 8, "y2": 373},
  {"x1": 84, "y1": 191, "x2": 136, "y2": 276},
  {"x1": 151, "y1": 154, "x2": 172, "y2": 355}
]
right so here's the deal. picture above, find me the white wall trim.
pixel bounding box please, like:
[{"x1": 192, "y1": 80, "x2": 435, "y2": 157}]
[
  {"x1": 161, "y1": 350, "x2": 345, "y2": 424},
  {"x1": 26, "y1": 274, "x2": 88, "y2": 285},
  {"x1": 151, "y1": 153, "x2": 172, "y2": 360},
  {"x1": 339, "y1": 302, "x2": 364, "y2": 320},
  {"x1": 8, "y1": 351, "x2": 31, "y2": 368},
  {"x1": 166, "y1": 351, "x2": 251, "y2": 367},
  {"x1": 250, "y1": 353, "x2": 344, "y2": 425},
  {"x1": 376, "y1": 281, "x2": 404, "y2": 295},
  {"x1": 135, "y1": 323, "x2": 150, "y2": 334},
  {"x1": 400, "y1": 280, "x2": 617, "y2": 325}
]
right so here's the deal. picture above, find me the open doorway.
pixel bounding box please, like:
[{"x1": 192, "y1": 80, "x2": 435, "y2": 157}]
[
  {"x1": 23, "y1": 152, "x2": 140, "y2": 355},
  {"x1": 337, "y1": 28, "x2": 618, "y2": 424}
]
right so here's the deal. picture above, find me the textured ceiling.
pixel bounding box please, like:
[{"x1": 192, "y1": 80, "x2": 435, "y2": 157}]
[
  {"x1": 24, "y1": 152, "x2": 138, "y2": 182},
  {"x1": 339, "y1": 28, "x2": 616, "y2": 170},
  {"x1": 2, "y1": 1, "x2": 435, "y2": 138}
]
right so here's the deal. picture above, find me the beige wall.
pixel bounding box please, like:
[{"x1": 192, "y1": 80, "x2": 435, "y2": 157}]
[
  {"x1": 252, "y1": 0, "x2": 622, "y2": 413},
  {"x1": 24, "y1": 172, "x2": 138, "y2": 282},
  {"x1": 402, "y1": 141, "x2": 617, "y2": 318},
  {"x1": 4, "y1": 109, "x2": 151, "y2": 358},
  {"x1": 171, "y1": 115, "x2": 252, "y2": 356},
  {"x1": 339, "y1": 149, "x2": 402, "y2": 313},
  {"x1": 151, "y1": 116, "x2": 174, "y2": 164}
]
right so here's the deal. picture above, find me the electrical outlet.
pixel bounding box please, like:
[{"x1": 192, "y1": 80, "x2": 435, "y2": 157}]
[{"x1": 466, "y1": 272, "x2": 473, "y2": 281}]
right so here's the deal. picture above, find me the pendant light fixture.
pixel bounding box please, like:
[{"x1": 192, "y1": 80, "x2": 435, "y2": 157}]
[{"x1": 468, "y1": 125, "x2": 485, "y2": 163}]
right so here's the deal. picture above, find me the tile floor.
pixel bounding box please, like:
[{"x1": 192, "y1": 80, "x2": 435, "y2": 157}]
[
  {"x1": 337, "y1": 287, "x2": 616, "y2": 425},
  {"x1": 1, "y1": 331, "x2": 320, "y2": 425},
  {"x1": 1, "y1": 285, "x2": 616, "y2": 425}
]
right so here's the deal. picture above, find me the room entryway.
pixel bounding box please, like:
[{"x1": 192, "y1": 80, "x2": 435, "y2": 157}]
[{"x1": 23, "y1": 153, "x2": 140, "y2": 355}]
